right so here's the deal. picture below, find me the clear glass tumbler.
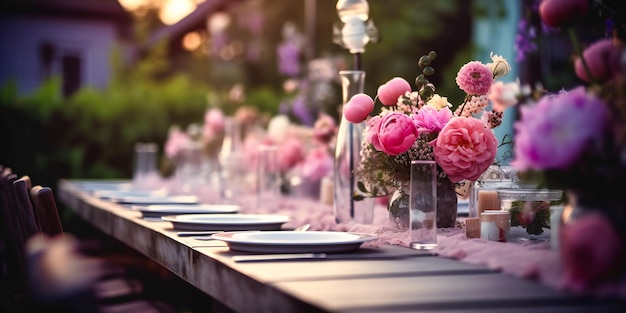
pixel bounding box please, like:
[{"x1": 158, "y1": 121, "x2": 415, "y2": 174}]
[{"x1": 409, "y1": 160, "x2": 438, "y2": 250}]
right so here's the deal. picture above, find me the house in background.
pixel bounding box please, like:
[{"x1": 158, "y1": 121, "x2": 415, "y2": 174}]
[{"x1": 0, "y1": 0, "x2": 132, "y2": 97}]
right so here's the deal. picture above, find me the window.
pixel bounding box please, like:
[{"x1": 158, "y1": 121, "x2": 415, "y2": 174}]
[{"x1": 61, "y1": 53, "x2": 81, "y2": 97}]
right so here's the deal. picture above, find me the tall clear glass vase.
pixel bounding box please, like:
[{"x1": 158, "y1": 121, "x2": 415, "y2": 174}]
[{"x1": 333, "y1": 70, "x2": 375, "y2": 224}]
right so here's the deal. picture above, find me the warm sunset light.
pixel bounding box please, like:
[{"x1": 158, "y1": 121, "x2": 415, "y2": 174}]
[
  {"x1": 118, "y1": 0, "x2": 201, "y2": 25},
  {"x1": 182, "y1": 31, "x2": 203, "y2": 51},
  {"x1": 117, "y1": 0, "x2": 148, "y2": 11},
  {"x1": 159, "y1": 0, "x2": 197, "y2": 25}
]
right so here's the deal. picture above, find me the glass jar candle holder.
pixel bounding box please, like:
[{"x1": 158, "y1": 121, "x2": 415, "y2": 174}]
[{"x1": 496, "y1": 189, "x2": 563, "y2": 243}]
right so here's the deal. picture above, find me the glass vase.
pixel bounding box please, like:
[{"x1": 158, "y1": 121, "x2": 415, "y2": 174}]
[
  {"x1": 218, "y1": 117, "x2": 247, "y2": 203},
  {"x1": 333, "y1": 70, "x2": 375, "y2": 224}
]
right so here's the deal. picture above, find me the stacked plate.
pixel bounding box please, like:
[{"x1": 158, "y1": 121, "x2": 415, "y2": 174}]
[
  {"x1": 134, "y1": 204, "x2": 241, "y2": 218},
  {"x1": 161, "y1": 214, "x2": 290, "y2": 231},
  {"x1": 111, "y1": 195, "x2": 199, "y2": 205}
]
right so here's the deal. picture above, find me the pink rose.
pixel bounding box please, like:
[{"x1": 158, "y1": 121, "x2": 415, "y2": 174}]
[
  {"x1": 344, "y1": 93, "x2": 374, "y2": 123},
  {"x1": 432, "y1": 117, "x2": 497, "y2": 182},
  {"x1": 377, "y1": 77, "x2": 412, "y2": 106},
  {"x1": 560, "y1": 212, "x2": 625, "y2": 292},
  {"x1": 414, "y1": 105, "x2": 453, "y2": 133},
  {"x1": 204, "y1": 108, "x2": 225, "y2": 134},
  {"x1": 164, "y1": 127, "x2": 191, "y2": 160},
  {"x1": 375, "y1": 112, "x2": 419, "y2": 156}
]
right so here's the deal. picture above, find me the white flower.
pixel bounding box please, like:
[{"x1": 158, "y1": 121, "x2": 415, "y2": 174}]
[
  {"x1": 486, "y1": 52, "x2": 511, "y2": 79},
  {"x1": 426, "y1": 94, "x2": 452, "y2": 110},
  {"x1": 267, "y1": 115, "x2": 291, "y2": 143}
]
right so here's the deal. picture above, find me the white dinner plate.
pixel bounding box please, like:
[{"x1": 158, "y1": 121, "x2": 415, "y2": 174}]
[
  {"x1": 212, "y1": 231, "x2": 378, "y2": 253},
  {"x1": 133, "y1": 204, "x2": 240, "y2": 218},
  {"x1": 77, "y1": 181, "x2": 132, "y2": 192},
  {"x1": 161, "y1": 214, "x2": 290, "y2": 231},
  {"x1": 111, "y1": 195, "x2": 199, "y2": 205},
  {"x1": 94, "y1": 189, "x2": 167, "y2": 199}
]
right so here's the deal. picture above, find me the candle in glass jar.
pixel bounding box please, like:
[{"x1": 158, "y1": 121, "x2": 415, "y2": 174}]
[
  {"x1": 477, "y1": 190, "x2": 500, "y2": 216},
  {"x1": 480, "y1": 210, "x2": 511, "y2": 242}
]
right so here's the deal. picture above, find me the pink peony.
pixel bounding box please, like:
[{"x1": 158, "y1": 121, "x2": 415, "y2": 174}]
[
  {"x1": 375, "y1": 112, "x2": 419, "y2": 156},
  {"x1": 203, "y1": 108, "x2": 225, "y2": 141},
  {"x1": 204, "y1": 108, "x2": 225, "y2": 133},
  {"x1": 414, "y1": 105, "x2": 453, "y2": 133},
  {"x1": 377, "y1": 77, "x2": 412, "y2": 106},
  {"x1": 488, "y1": 81, "x2": 520, "y2": 112},
  {"x1": 277, "y1": 137, "x2": 306, "y2": 172},
  {"x1": 364, "y1": 115, "x2": 383, "y2": 151},
  {"x1": 298, "y1": 146, "x2": 333, "y2": 181},
  {"x1": 560, "y1": 212, "x2": 625, "y2": 292},
  {"x1": 511, "y1": 87, "x2": 608, "y2": 171},
  {"x1": 343, "y1": 93, "x2": 375, "y2": 123},
  {"x1": 432, "y1": 117, "x2": 498, "y2": 182},
  {"x1": 312, "y1": 113, "x2": 337, "y2": 144},
  {"x1": 574, "y1": 39, "x2": 624, "y2": 83},
  {"x1": 455, "y1": 61, "x2": 494, "y2": 95}
]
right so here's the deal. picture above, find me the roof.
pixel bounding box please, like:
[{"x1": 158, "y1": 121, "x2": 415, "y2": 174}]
[
  {"x1": 145, "y1": 0, "x2": 243, "y2": 48},
  {"x1": 0, "y1": 0, "x2": 131, "y2": 23}
]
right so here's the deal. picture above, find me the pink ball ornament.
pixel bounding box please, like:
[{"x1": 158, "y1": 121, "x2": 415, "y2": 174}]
[
  {"x1": 539, "y1": 0, "x2": 587, "y2": 28},
  {"x1": 377, "y1": 77, "x2": 412, "y2": 106},
  {"x1": 575, "y1": 39, "x2": 624, "y2": 83},
  {"x1": 343, "y1": 93, "x2": 374, "y2": 123}
]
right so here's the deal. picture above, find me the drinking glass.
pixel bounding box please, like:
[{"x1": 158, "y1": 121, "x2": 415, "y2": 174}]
[
  {"x1": 132, "y1": 142, "x2": 159, "y2": 190},
  {"x1": 256, "y1": 145, "x2": 280, "y2": 211},
  {"x1": 408, "y1": 160, "x2": 438, "y2": 250}
]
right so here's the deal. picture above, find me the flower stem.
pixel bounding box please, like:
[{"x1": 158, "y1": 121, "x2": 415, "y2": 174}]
[
  {"x1": 457, "y1": 95, "x2": 470, "y2": 116},
  {"x1": 568, "y1": 28, "x2": 596, "y2": 85}
]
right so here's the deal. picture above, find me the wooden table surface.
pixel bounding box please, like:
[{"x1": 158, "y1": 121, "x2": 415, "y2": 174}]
[{"x1": 57, "y1": 179, "x2": 626, "y2": 313}]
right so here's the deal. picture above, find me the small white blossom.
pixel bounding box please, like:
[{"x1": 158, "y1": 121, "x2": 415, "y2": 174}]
[{"x1": 486, "y1": 52, "x2": 511, "y2": 79}]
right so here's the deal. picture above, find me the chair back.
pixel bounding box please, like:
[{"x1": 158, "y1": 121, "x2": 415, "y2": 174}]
[
  {"x1": 12, "y1": 176, "x2": 40, "y2": 240},
  {"x1": 29, "y1": 186, "x2": 64, "y2": 236}
]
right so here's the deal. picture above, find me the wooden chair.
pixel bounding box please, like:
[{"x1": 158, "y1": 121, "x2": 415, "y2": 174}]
[
  {"x1": 12, "y1": 176, "x2": 40, "y2": 241},
  {"x1": 29, "y1": 185, "x2": 63, "y2": 236},
  {"x1": 0, "y1": 166, "x2": 175, "y2": 312},
  {"x1": 19, "y1": 181, "x2": 176, "y2": 312},
  {"x1": 0, "y1": 170, "x2": 30, "y2": 308}
]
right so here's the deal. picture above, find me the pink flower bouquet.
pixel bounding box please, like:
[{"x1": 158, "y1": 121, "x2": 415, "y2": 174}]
[
  {"x1": 512, "y1": 0, "x2": 626, "y2": 293},
  {"x1": 344, "y1": 51, "x2": 515, "y2": 196}
]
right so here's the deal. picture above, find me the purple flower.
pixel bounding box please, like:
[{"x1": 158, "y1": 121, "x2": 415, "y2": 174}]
[
  {"x1": 277, "y1": 40, "x2": 301, "y2": 77},
  {"x1": 292, "y1": 95, "x2": 314, "y2": 126},
  {"x1": 455, "y1": 61, "x2": 493, "y2": 95},
  {"x1": 515, "y1": 19, "x2": 538, "y2": 62},
  {"x1": 511, "y1": 87, "x2": 609, "y2": 171}
]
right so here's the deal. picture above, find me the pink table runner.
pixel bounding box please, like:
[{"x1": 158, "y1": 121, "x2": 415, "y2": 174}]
[{"x1": 153, "y1": 177, "x2": 626, "y2": 298}]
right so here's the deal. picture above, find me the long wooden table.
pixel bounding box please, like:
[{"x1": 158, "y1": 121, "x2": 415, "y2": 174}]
[{"x1": 57, "y1": 179, "x2": 625, "y2": 313}]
